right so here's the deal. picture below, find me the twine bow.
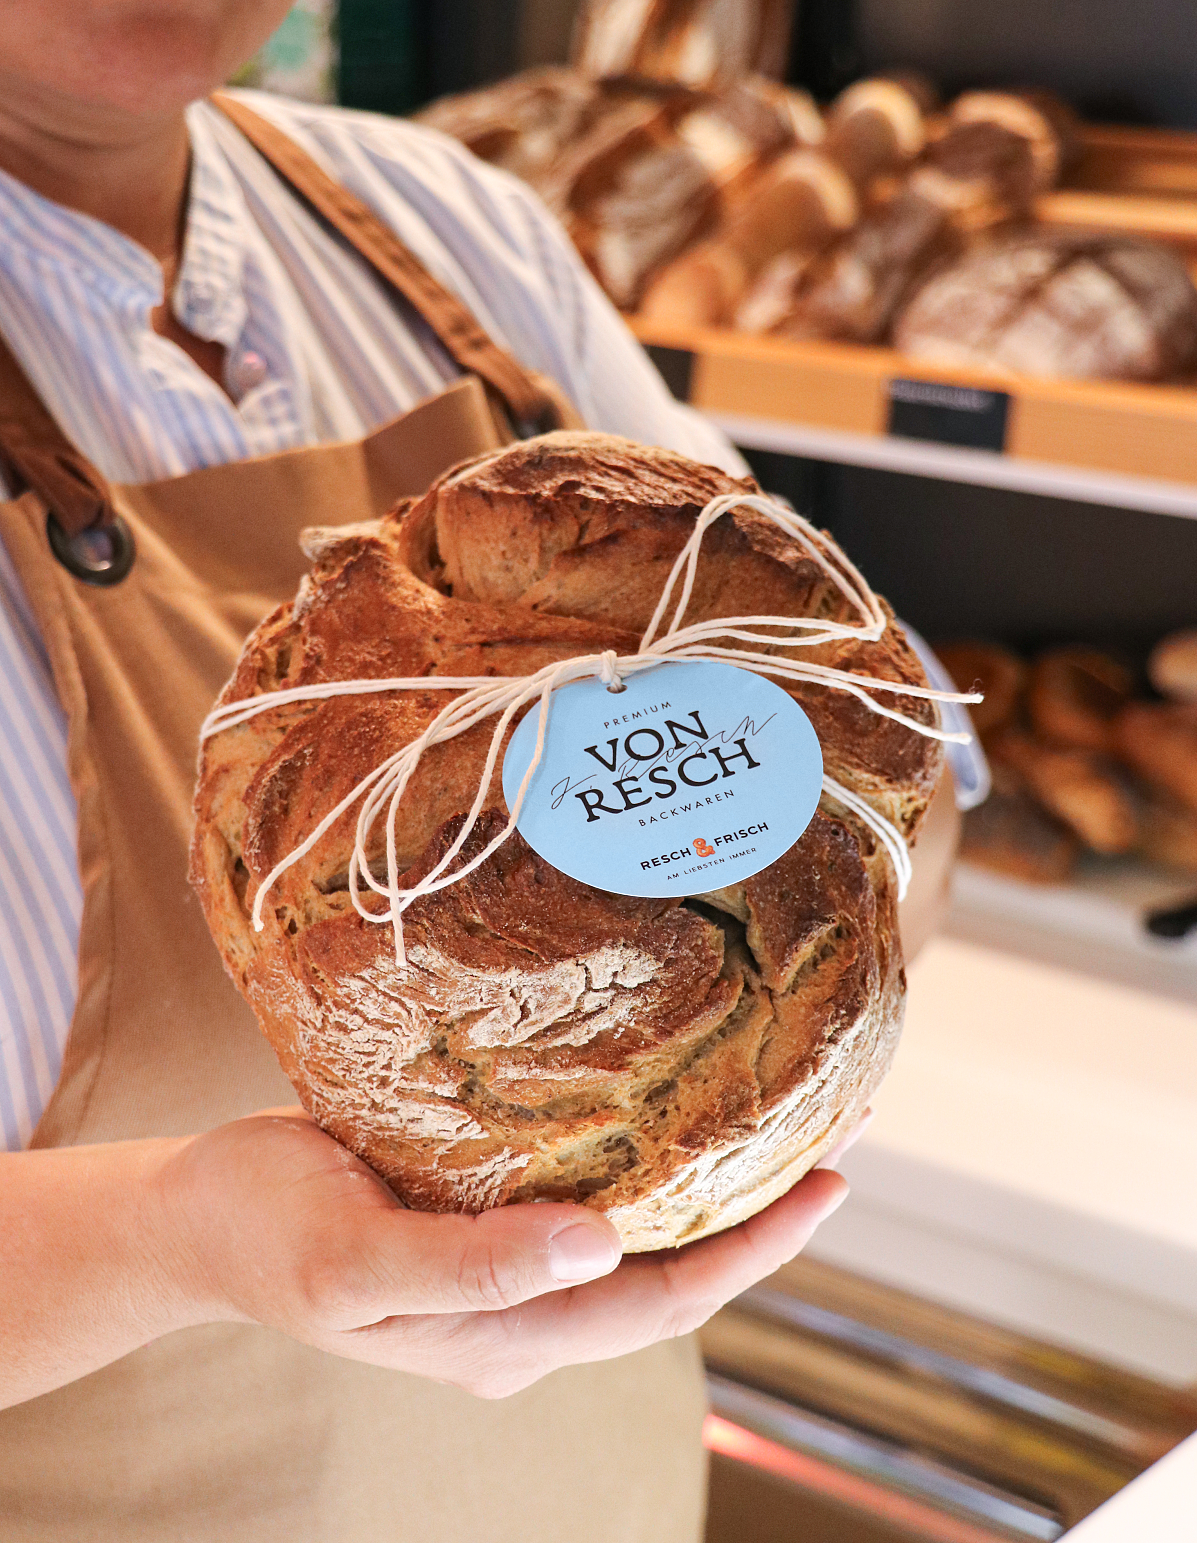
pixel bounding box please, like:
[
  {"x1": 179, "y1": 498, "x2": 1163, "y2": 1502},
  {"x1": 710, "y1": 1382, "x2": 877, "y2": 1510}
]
[{"x1": 202, "y1": 492, "x2": 979, "y2": 967}]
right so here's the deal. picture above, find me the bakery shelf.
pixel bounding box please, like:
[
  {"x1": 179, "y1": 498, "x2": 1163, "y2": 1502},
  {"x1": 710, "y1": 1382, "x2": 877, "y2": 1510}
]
[
  {"x1": 632, "y1": 124, "x2": 1197, "y2": 518},
  {"x1": 945, "y1": 858, "x2": 1197, "y2": 1006},
  {"x1": 633, "y1": 320, "x2": 1197, "y2": 519}
]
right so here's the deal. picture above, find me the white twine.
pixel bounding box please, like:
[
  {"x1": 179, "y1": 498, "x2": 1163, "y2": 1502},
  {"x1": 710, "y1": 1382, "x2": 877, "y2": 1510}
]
[{"x1": 202, "y1": 492, "x2": 980, "y2": 967}]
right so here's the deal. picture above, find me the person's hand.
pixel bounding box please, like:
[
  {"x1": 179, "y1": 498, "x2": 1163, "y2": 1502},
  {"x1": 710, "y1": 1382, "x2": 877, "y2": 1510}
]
[{"x1": 158, "y1": 1109, "x2": 852, "y2": 1398}]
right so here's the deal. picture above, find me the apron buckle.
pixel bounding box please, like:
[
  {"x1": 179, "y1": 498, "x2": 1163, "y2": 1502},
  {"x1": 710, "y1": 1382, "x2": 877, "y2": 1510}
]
[{"x1": 46, "y1": 510, "x2": 137, "y2": 586}]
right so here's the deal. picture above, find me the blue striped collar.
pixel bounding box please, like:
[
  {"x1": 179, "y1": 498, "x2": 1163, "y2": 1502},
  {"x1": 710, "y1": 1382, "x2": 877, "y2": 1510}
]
[
  {"x1": 175, "y1": 108, "x2": 250, "y2": 347},
  {"x1": 0, "y1": 105, "x2": 250, "y2": 346}
]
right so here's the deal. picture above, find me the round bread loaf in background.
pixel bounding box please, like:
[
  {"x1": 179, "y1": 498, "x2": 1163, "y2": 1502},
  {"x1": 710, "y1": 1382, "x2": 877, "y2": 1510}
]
[
  {"x1": 190, "y1": 434, "x2": 943, "y2": 1250},
  {"x1": 894, "y1": 231, "x2": 1197, "y2": 381}
]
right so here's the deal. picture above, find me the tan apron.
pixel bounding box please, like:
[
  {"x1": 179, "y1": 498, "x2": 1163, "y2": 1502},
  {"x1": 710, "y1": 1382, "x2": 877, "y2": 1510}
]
[{"x1": 0, "y1": 99, "x2": 706, "y2": 1543}]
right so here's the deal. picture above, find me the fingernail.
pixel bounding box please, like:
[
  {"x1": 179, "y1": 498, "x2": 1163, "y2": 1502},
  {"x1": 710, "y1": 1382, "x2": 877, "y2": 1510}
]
[{"x1": 549, "y1": 1224, "x2": 620, "y2": 1283}]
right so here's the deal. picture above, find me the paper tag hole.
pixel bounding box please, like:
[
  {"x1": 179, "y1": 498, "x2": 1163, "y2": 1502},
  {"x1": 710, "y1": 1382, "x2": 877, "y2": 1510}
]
[{"x1": 606, "y1": 681, "x2": 627, "y2": 694}]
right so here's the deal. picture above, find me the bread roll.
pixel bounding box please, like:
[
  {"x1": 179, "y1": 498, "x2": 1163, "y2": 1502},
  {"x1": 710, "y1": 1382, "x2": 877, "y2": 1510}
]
[
  {"x1": 638, "y1": 238, "x2": 752, "y2": 329},
  {"x1": 961, "y1": 765, "x2": 1078, "y2": 883},
  {"x1": 191, "y1": 434, "x2": 944, "y2": 1251},
  {"x1": 825, "y1": 78, "x2": 928, "y2": 185},
  {"x1": 989, "y1": 730, "x2": 1139, "y2": 855},
  {"x1": 1026, "y1": 645, "x2": 1134, "y2": 752},
  {"x1": 1148, "y1": 629, "x2": 1197, "y2": 705},
  {"x1": 948, "y1": 89, "x2": 1079, "y2": 193},
  {"x1": 1115, "y1": 701, "x2": 1197, "y2": 815}
]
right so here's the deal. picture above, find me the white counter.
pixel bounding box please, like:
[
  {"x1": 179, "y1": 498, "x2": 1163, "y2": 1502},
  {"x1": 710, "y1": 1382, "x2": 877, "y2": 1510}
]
[{"x1": 807, "y1": 935, "x2": 1197, "y2": 1384}]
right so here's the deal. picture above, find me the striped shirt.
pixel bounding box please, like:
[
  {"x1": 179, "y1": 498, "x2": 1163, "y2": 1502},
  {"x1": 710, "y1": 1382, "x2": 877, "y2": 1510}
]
[{"x1": 0, "y1": 90, "x2": 744, "y2": 1151}]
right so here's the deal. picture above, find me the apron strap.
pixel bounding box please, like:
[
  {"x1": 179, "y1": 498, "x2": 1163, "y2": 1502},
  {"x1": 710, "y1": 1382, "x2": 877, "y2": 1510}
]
[
  {"x1": 0, "y1": 336, "x2": 118, "y2": 537},
  {"x1": 211, "y1": 92, "x2": 568, "y2": 435}
]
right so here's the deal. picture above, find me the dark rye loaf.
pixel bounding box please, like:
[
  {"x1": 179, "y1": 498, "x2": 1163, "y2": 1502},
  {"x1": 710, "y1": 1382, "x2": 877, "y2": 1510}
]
[{"x1": 191, "y1": 433, "x2": 942, "y2": 1249}]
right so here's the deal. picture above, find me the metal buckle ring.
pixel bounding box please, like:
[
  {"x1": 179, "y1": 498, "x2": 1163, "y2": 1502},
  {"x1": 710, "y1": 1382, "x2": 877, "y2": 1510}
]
[{"x1": 46, "y1": 512, "x2": 136, "y2": 586}]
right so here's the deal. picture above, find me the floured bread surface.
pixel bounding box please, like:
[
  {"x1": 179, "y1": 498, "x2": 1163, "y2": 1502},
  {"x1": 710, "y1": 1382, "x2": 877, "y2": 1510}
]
[{"x1": 191, "y1": 432, "x2": 942, "y2": 1249}]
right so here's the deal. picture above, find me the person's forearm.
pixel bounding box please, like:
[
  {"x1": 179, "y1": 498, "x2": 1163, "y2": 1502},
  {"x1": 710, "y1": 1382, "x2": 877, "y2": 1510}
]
[{"x1": 0, "y1": 1138, "x2": 209, "y2": 1410}]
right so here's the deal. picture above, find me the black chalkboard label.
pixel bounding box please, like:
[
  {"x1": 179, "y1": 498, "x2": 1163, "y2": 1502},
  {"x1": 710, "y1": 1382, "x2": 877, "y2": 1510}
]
[
  {"x1": 887, "y1": 378, "x2": 1010, "y2": 452},
  {"x1": 646, "y1": 344, "x2": 695, "y2": 403}
]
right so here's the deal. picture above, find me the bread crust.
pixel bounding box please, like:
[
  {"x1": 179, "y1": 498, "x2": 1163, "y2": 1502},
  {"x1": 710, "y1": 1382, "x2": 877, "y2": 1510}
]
[
  {"x1": 895, "y1": 233, "x2": 1197, "y2": 382},
  {"x1": 191, "y1": 433, "x2": 941, "y2": 1249}
]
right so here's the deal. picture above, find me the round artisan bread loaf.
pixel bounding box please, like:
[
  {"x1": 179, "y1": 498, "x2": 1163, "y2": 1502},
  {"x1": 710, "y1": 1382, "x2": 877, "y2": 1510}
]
[
  {"x1": 895, "y1": 231, "x2": 1197, "y2": 381},
  {"x1": 191, "y1": 433, "x2": 943, "y2": 1250}
]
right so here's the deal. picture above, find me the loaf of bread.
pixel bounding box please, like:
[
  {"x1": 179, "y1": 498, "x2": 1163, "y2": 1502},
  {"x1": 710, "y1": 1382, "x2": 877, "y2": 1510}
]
[
  {"x1": 414, "y1": 67, "x2": 602, "y2": 194},
  {"x1": 191, "y1": 434, "x2": 944, "y2": 1250},
  {"x1": 895, "y1": 232, "x2": 1197, "y2": 381},
  {"x1": 572, "y1": 0, "x2": 794, "y2": 90}
]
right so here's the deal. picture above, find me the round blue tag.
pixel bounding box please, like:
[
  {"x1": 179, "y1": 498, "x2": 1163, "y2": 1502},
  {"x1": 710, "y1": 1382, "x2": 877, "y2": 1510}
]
[{"x1": 501, "y1": 660, "x2": 823, "y2": 898}]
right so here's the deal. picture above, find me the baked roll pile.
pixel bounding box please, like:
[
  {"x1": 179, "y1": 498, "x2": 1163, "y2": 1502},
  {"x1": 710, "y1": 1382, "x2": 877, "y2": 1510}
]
[
  {"x1": 192, "y1": 434, "x2": 943, "y2": 1249},
  {"x1": 939, "y1": 635, "x2": 1197, "y2": 882}
]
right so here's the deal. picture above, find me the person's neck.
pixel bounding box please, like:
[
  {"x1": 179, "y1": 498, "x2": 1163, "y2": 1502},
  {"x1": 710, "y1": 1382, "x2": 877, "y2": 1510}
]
[{"x1": 0, "y1": 80, "x2": 190, "y2": 264}]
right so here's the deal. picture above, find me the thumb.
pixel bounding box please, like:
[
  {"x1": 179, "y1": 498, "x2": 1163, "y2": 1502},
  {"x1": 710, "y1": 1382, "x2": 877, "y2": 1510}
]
[{"x1": 325, "y1": 1203, "x2": 624, "y2": 1326}]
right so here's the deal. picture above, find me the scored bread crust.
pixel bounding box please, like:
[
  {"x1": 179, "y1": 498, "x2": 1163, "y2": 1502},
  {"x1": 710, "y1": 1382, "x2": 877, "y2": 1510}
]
[{"x1": 191, "y1": 433, "x2": 943, "y2": 1249}]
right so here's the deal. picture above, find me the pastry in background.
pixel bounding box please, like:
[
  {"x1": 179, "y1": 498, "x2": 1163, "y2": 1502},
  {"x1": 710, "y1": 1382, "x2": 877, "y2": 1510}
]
[
  {"x1": 642, "y1": 149, "x2": 857, "y2": 328},
  {"x1": 1114, "y1": 701, "x2": 1197, "y2": 815},
  {"x1": 943, "y1": 633, "x2": 1197, "y2": 878},
  {"x1": 572, "y1": 0, "x2": 794, "y2": 90},
  {"x1": 960, "y1": 764, "x2": 1079, "y2": 883},
  {"x1": 1138, "y1": 791, "x2": 1197, "y2": 874},
  {"x1": 936, "y1": 639, "x2": 1025, "y2": 739},
  {"x1": 1148, "y1": 628, "x2": 1197, "y2": 704},
  {"x1": 1026, "y1": 645, "x2": 1134, "y2": 752},
  {"x1": 895, "y1": 232, "x2": 1197, "y2": 381},
  {"x1": 989, "y1": 730, "x2": 1139, "y2": 855}
]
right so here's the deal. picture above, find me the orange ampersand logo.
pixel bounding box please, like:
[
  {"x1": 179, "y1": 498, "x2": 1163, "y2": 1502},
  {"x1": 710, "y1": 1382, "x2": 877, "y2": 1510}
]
[{"x1": 693, "y1": 837, "x2": 715, "y2": 857}]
